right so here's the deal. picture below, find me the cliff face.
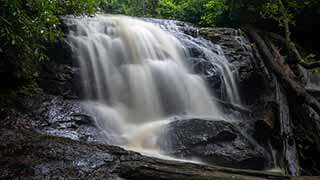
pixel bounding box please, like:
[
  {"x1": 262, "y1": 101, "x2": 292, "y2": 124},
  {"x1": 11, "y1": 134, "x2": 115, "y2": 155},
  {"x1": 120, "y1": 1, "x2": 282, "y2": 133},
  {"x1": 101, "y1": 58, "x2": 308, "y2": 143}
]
[{"x1": 0, "y1": 24, "x2": 319, "y2": 179}]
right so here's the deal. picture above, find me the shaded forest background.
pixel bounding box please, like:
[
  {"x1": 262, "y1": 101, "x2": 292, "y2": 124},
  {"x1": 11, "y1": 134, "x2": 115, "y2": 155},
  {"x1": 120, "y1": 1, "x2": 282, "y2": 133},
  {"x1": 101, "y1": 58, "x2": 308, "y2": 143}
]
[{"x1": 0, "y1": 0, "x2": 320, "y2": 90}]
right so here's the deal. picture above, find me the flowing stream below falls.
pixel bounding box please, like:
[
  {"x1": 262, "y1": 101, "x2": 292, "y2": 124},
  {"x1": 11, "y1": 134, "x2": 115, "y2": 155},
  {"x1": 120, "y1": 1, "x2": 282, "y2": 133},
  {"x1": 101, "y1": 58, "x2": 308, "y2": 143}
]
[{"x1": 64, "y1": 15, "x2": 242, "y2": 159}]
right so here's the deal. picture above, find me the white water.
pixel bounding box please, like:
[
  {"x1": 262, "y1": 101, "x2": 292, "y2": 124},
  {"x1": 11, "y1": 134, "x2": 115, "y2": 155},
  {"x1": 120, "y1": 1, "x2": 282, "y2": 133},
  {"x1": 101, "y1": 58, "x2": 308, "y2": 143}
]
[
  {"x1": 147, "y1": 18, "x2": 241, "y2": 105},
  {"x1": 65, "y1": 15, "x2": 239, "y2": 157}
]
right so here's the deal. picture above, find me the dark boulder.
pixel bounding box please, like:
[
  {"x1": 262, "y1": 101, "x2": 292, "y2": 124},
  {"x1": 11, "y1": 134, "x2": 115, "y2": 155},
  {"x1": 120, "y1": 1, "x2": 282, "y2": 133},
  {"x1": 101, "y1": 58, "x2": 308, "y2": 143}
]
[{"x1": 159, "y1": 118, "x2": 270, "y2": 170}]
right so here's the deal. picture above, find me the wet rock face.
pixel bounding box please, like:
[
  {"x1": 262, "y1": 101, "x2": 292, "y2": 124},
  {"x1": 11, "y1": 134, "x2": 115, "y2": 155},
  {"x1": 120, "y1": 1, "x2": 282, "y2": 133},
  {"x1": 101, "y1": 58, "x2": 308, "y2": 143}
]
[
  {"x1": 159, "y1": 118, "x2": 270, "y2": 170},
  {"x1": 291, "y1": 103, "x2": 320, "y2": 175},
  {"x1": 199, "y1": 28, "x2": 255, "y2": 83},
  {"x1": 198, "y1": 28, "x2": 278, "y2": 156},
  {"x1": 35, "y1": 97, "x2": 103, "y2": 143},
  {"x1": 199, "y1": 28, "x2": 275, "y2": 106},
  {"x1": 4, "y1": 95, "x2": 107, "y2": 144},
  {"x1": 188, "y1": 57, "x2": 223, "y2": 93},
  {"x1": 39, "y1": 62, "x2": 82, "y2": 99},
  {"x1": 0, "y1": 128, "x2": 141, "y2": 180}
]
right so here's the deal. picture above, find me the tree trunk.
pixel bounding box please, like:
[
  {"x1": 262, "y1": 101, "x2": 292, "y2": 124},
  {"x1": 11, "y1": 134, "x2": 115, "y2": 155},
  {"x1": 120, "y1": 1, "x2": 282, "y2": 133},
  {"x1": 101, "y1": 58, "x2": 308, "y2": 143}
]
[
  {"x1": 277, "y1": 0, "x2": 320, "y2": 68},
  {"x1": 246, "y1": 28, "x2": 320, "y2": 175},
  {"x1": 246, "y1": 28, "x2": 320, "y2": 116}
]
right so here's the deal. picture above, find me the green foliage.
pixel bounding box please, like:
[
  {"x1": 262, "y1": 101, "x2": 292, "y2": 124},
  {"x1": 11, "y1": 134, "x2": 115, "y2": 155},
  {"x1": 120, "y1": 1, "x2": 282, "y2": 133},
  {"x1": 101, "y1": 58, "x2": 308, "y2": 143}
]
[
  {"x1": 0, "y1": 0, "x2": 102, "y2": 87},
  {"x1": 201, "y1": 0, "x2": 227, "y2": 25},
  {"x1": 0, "y1": 0, "x2": 101, "y2": 61},
  {"x1": 261, "y1": 0, "x2": 299, "y2": 27},
  {"x1": 98, "y1": 0, "x2": 227, "y2": 26},
  {"x1": 98, "y1": 0, "x2": 127, "y2": 14},
  {"x1": 258, "y1": 0, "x2": 320, "y2": 28},
  {"x1": 108, "y1": 0, "x2": 160, "y2": 17},
  {"x1": 222, "y1": 0, "x2": 320, "y2": 26},
  {"x1": 176, "y1": 0, "x2": 207, "y2": 24},
  {"x1": 157, "y1": 0, "x2": 178, "y2": 19},
  {"x1": 159, "y1": 0, "x2": 227, "y2": 25}
]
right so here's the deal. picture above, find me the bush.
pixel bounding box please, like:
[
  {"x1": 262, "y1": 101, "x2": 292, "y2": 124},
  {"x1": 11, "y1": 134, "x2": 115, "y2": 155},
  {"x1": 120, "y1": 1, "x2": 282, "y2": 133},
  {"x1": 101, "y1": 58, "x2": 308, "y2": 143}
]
[
  {"x1": 0, "y1": 0, "x2": 102, "y2": 88},
  {"x1": 157, "y1": 0, "x2": 179, "y2": 19}
]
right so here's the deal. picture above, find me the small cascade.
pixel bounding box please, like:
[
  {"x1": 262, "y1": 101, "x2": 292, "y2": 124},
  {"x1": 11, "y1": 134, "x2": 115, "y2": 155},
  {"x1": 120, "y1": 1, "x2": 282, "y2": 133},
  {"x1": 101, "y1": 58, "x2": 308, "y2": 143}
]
[
  {"x1": 147, "y1": 18, "x2": 241, "y2": 105},
  {"x1": 64, "y1": 15, "x2": 241, "y2": 157}
]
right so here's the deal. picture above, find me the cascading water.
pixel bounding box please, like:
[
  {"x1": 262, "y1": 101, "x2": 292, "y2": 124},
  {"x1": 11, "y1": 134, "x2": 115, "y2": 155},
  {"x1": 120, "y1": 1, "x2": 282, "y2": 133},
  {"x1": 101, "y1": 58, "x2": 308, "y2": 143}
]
[
  {"x1": 64, "y1": 15, "x2": 240, "y2": 157},
  {"x1": 147, "y1": 18, "x2": 241, "y2": 105}
]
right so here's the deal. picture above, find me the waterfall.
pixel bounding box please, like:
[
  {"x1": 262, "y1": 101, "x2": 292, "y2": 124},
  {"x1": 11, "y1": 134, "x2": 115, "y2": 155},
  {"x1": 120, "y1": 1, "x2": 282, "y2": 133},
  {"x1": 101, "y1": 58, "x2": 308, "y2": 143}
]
[{"x1": 64, "y1": 15, "x2": 240, "y2": 157}]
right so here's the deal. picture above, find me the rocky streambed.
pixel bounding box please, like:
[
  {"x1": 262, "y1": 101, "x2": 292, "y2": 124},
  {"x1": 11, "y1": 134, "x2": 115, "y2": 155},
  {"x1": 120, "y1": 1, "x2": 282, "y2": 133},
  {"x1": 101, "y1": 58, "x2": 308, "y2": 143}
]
[
  {"x1": 0, "y1": 100, "x2": 315, "y2": 179},
  {"x1": 0, "y1": 94, "x2": 296, "y2": 179}
]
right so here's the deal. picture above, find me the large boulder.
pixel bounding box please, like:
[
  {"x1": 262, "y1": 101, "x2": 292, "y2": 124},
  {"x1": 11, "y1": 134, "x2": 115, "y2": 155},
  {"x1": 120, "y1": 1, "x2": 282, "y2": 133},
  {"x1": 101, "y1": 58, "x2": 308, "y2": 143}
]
[{"x1": 159, "y1": 118, "x2": 270, "y2": 170}]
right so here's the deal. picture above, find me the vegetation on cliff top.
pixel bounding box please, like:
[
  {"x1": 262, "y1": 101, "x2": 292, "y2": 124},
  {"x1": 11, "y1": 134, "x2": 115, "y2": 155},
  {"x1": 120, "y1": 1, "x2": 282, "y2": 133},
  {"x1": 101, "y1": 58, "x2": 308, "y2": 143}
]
[{"x1": 0, "y1": 0, "x2": 103, "y2": 88}]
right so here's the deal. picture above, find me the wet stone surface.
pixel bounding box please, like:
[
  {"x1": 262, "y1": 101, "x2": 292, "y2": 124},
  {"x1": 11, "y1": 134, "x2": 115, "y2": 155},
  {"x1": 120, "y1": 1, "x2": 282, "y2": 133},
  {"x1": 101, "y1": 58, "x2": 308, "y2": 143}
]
[
  {"x1": 159, "y1": 118, "x2": 271, "y2": 170},
  {"x1": 2, "y1": 94, "x2": 107, "y2": 144}
]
